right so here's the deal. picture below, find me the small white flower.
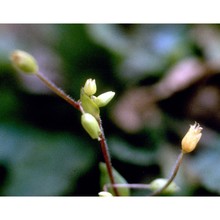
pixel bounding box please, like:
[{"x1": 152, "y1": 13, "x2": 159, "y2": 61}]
[{"x1": 98, "y1": 191, "x2": 113, "y2": 197}]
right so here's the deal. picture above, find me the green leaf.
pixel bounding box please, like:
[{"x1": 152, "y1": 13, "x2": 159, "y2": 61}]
[
  {"x1": 87, "y1": 24, "x2": 189, "y2": 83},
  {"x1": 108, "y1": 137, "x2": 157, "y2": 166},
  {"x1": 190, "y1": 136, "x2": 220, "y2": 194},
  {"x1": 0, "y1": 123, "x2": 96, "y2": 195},
  {"x1": 99, "y1": 162, "x2": 130, "y2": 196}
]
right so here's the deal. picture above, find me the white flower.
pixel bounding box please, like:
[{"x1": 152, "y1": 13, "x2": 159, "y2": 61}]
[{"x1": 98, "y1": 191, "x2": 113, "y2": 197}]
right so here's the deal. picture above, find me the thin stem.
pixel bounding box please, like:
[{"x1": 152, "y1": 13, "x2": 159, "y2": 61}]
[
  {"x1": 150, "y1": 150, "x2": 185, "y2": 196},
  {"x1": 99, "y1": 119, "x2": 119, "y2": 196},
  {"x1": 104, "y1": 183, "x2": 151, "y2": 192},
  {"x1": 35, "y1": 71, "x2": 82, "y2": 112}
]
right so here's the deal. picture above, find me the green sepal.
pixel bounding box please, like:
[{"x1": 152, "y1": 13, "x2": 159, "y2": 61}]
[
  {"x1": 80, "y1": 88, "x2": 100, "y2": 119},
  {"x1": 99, "y1": 162, "x2": 130, "y2": 196}
]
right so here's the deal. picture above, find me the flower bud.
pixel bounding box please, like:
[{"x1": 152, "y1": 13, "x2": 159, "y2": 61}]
[
  {"x1": 80, "y1": 88, "x2": 100, "y2": 119},
  {"x1": 10, "y1": 50, "x2": 38, "y2": 74},
  {"x1": 92, "y1": 91, "x2": 115, "y2": 107},
  {"x1": 98, "y1": 191, "x2": 113, "y2": 197},
  {"x1": 150, "y1": 178, "x2": 179, "y2": 194},
  {"x1": 181, "y1": 122, "x2": 202, "y2": 153},
  {"x1": 81, "y1": 113, "x2": 101, "y2": 140},
  {"x1": 83, "y1": 79, "x2": 97, "y2": 96}
]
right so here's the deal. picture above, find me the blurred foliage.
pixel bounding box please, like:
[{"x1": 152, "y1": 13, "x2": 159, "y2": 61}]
[
  {"x1": 0, "y1": 122, "x2": 96, "y2": 195},
  {"x1": 0, "y1": 24, "x2": 220, "y2": 196}
]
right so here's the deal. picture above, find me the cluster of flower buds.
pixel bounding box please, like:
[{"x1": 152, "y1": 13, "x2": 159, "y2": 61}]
[{"x1": 80, "y1": 79, "x2": 115, "y2": 140}]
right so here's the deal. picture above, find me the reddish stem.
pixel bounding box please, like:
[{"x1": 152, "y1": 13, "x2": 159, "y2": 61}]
[
  {"x1": 35, "y1": 71, "x2": 118, "y2": 195},
  {"x1": 99, "y1": 122, "x2": 119, "y2": 196},
  {"x1": 36, "y1": 71, "x2": 82, "y2": 111}
]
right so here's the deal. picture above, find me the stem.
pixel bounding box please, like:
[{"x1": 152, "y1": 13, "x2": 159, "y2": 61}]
[
  {"x1": 35, "y1": 71, "x2": 82, "y2": 112},
  {"x1": 104, "y1": 183, "x2": 151, "y2": 191},
  {"x1": 150, "y1": 150, "x2": 185, "y2": 196},
  {"x1": 99, "y1": 119, "x2": 119, "y2": 196}
]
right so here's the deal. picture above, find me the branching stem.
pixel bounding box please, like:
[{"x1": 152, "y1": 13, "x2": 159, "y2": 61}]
[
  {"x1": 103, "y1": 150, "x2": 184, "y2": 196},
  {"x1": 35, "y1": 71, "x2": 119, "y2": 196}
]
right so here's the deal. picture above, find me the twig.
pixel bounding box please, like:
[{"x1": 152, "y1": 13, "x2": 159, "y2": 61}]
[{"x1": 35, "y1": 71, "x2": 82, "y2": 112}]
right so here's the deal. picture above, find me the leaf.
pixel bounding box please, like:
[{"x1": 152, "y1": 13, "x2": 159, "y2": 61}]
[
  {"x1": 99, "y1": 162, "x2": 130, "y2": 196},
  {"x1": 0, "y1": 123, "x2": 96, "y2": 195},
  {"x1": 86, "y1": 24, "x2": 130, "y2": 57},
  {"x1": 190, "y1": 136, "x2": 220, "y2": 194},
  {"x1": 87, "y1": 24, "x2": 189, "y2": 83},
  {"x1": 108, "y1": 137, "x2": 157, "y2": 166}
]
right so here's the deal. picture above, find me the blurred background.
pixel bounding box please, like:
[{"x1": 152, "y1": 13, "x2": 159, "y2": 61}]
[{"x1": 0, "y1": 24, "x2": 220, "y2": 196}]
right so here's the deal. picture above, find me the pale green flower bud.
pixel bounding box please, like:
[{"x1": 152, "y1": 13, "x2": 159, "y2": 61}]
[
  {"x1": 81, "y1": 113, "x2": 101, "y2": 140},
  {"x1": 84, "y1": 79, "x2": 97, "y2": 96},
  {"x1": 98, "y1": 191, "x2": 113, "y2": 197},
  {"x1": 181, "y1": 122, "x2": 202, "y2": 153},
  {"x1": 92, "y1": 91, "x2": 115, "y2": 107},
  {"x1": 10, "y1": 50, "x2": 38, "y2": 74},
  {"x1": 80, "y1": 88, "x2": 100, "y2": 119},
  {"x1": 150, "y1": 178, "x2": 180, "y2": 194}
]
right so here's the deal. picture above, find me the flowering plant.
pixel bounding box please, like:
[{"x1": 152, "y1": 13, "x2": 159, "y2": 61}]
[{"x1": 10, "y1": 50, "x2": 203, "y2": 196}]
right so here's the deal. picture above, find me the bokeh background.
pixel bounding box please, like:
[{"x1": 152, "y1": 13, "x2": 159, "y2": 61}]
[{"x1": 0, "y1": 24, "x2": 220, "y2": 196}]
